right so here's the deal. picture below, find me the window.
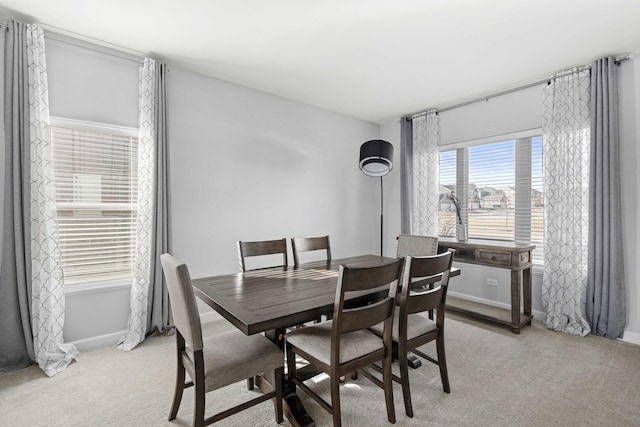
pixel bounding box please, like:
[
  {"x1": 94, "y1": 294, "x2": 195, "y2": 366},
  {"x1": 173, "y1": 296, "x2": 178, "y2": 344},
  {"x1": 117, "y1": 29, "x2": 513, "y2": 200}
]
[
  {"x1": 50, "y1": 118, "x2": 139, "y2": 285},
  {"x1": 438, "y1": 134, "x2": 544, "y2": 264}
]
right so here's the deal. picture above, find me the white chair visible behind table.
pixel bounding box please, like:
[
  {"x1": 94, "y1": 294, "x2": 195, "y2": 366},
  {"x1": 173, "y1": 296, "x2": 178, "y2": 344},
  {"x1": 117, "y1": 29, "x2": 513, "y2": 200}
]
[{"x1": 396, "y1": 234, "x2": 438, "y2": 258}]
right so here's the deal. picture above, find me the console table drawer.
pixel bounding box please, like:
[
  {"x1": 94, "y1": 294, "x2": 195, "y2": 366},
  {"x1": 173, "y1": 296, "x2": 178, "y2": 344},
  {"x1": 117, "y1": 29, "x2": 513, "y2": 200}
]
[{"x1": 477, "y1": 249, "x2": 511, "y2": 266}]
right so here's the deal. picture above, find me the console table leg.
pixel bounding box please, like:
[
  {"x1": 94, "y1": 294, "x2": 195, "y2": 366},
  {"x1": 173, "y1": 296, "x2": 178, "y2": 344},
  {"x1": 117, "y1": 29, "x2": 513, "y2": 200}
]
[
  {"x1": 510, "y1": 269, "x2": 521, "y2": 334},
  {"x1": 523, "y1": 267, "x2": 532, "y2": 325}
]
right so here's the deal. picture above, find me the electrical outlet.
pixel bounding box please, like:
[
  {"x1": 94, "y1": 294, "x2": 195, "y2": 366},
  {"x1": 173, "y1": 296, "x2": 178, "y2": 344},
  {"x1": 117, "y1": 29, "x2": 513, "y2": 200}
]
[{"x1": 487, "y1": 278, "x2": 498, "y2": 287}]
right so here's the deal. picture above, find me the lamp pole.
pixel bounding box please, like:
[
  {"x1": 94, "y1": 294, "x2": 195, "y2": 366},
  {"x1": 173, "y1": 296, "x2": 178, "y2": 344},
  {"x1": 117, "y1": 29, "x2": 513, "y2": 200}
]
[{"x1": 380, "y1": 176, "x2": 383, "y2": 256}]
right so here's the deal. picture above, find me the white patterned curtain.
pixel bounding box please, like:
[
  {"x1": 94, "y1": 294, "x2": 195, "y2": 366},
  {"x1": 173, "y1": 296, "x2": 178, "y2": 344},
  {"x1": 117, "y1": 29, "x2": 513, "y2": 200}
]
[
  {"x1": 412, "y1": 111, "x2": 440, "y2": 235},
  {"x1": 27, "y1": 25, "x2": 79, "y2": 376},
  {"x1": 541, "y1": 68, "x2": 591, "y2": 336},
  {"x1": 118, "y1": 58, "x2": 169, "y2": 350}
]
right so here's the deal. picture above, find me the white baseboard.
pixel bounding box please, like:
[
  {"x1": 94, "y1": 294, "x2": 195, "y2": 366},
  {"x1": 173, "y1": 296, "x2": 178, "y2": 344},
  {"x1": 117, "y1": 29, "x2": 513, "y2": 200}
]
[
  {"x1": 621, "y1": 330, "x2": 640, "y2": 346},
  {"x1": 69, "y1": 312, "x2": 224, "y2": 353},
  {"x1": 69, "y1": 330, "x2": 127, "y2": 352},
  {"x1": 448, "y1": 291, "x2": 546, "y2": 321},
  {"x1": 449, "y1": 292, "x2": 639, "y2": 346}
]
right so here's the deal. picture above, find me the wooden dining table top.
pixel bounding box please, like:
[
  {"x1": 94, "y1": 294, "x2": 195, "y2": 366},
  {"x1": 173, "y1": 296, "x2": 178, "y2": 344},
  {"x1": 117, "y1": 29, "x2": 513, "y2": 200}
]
[
  {"x1": 192, "y1": 254, "x2": 459, "y2": 336},
  {"x1": 192, "y1": 255, "x2": 398, "y2": 335}
]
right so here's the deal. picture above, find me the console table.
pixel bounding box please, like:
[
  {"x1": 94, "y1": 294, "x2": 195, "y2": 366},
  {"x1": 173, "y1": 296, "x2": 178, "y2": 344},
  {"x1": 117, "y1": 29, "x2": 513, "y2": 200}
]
[{"x1": 438, "y1": 238, "x2": 535, "y2": 334}]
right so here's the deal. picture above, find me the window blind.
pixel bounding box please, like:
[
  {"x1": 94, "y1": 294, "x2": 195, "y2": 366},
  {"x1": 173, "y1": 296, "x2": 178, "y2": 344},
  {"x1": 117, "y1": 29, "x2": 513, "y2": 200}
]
[
  {"x1": 438, "y1": 135, "x2": 544, "y2": 264},
  {"x1": 438, "y1": 150, "x2": 457, "y2": 237},
  {"x1": 51, "y1": 125, "x2": 138, "y2": 285}
]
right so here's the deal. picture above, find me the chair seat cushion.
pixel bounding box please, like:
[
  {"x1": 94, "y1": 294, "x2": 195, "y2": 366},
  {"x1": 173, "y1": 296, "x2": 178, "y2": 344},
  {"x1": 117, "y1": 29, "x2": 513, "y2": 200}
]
[
  {"x1": 369, "y1": 313, "x2": 437, "y2": 341},
  {"x1": 191, "y1": 329, "x2": 283, "y2": 392},
  {"x1": 285, "y1": 321, "x2": 384, "y2": 366}
]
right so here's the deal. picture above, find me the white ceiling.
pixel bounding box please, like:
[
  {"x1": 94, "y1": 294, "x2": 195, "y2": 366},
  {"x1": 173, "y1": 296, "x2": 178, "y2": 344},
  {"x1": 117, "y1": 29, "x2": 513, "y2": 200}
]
[{"x1": 1, "y1": 0, "x2": 640, "y2": 124}]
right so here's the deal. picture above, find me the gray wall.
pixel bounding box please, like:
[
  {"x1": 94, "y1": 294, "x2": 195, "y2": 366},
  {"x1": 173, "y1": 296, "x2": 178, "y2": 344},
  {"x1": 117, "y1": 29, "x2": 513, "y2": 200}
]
[
  {"x1": 41, "y1": 34, "x2": 381, "y2": 348},
  {"x1": 380, "y1": 57, "x2": 640, "y2": 343},
  {"x1": 167, "y1": 67, "x2": 380, "y2": 280}
]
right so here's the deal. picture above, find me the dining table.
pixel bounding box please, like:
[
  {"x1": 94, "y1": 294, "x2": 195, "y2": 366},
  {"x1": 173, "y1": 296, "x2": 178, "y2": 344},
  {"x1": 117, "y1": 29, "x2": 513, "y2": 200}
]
[{"x1": 192, "y1": 254, "x2": 460, "y2": 426}]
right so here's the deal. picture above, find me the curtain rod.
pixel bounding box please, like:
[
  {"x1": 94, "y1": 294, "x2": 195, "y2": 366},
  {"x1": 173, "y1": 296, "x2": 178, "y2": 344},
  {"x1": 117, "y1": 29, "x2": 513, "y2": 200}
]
[{"x1": 409, "y1": 55, "x2": 631, "y2": 119}]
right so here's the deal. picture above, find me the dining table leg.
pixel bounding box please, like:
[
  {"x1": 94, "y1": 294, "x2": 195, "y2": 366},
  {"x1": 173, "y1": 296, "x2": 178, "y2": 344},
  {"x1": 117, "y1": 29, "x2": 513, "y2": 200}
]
[{"x1": 262, "y1": 328, "x2": 315, "y2": 427}]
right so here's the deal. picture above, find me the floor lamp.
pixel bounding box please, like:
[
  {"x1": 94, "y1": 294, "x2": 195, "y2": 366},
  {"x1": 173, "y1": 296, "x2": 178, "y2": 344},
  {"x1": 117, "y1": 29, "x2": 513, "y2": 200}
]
[{"x1": 359, "y1": 139, "x2": 394, "y2": 256}]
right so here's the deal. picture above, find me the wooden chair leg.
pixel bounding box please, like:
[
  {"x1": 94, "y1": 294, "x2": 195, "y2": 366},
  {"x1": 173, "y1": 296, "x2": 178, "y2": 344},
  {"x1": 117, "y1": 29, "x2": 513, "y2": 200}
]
[
  {"x1": 169, "y1": 362, "x2": 185, "y2": 420},
  {"x1": 274, "y1": 367, "x2": 284, "y2": 423},
  {"x1": 246, "y1": 377, "x2": 254, "y2": 390},
  {"x1": 398, "y1": 345, "x2": 413, "y2": 418},
  {"x1": 330, "y1": 373, "x2": 342, "y2": 427},
  {"x1": 382, "y1": 350, "x2": 396, "y2": 424},
  {"x1": 194, "y1": 380, "x2": 205, "y2": 427},
  {"x1": 436, "y1": 335, "x2": 451, "y2": 393},
  {"x1": 285, "y1": 343, "x2": 297, "y2": 392}
]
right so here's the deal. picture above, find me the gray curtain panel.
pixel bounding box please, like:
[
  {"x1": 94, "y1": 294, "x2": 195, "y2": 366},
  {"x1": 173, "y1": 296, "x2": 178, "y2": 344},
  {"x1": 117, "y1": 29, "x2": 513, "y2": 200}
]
[
  {"x1": 0, "y1": 19, "x2": 35, "y2": 371},
  {"x1": 586, "y1": 57, "x2": 626, "y2": 338},
  {"x1": 400, "y1": 116, "x2": 413, "y2": 235},
  {"x1": 145, "y1": 61, "x2": 171, "y2": 335}
]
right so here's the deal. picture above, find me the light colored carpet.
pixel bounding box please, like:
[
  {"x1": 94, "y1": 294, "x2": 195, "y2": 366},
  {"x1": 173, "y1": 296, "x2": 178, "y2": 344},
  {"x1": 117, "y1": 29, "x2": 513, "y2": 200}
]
[{"x1": 2, "y1": 313, "x2": 640, "y2": 427}]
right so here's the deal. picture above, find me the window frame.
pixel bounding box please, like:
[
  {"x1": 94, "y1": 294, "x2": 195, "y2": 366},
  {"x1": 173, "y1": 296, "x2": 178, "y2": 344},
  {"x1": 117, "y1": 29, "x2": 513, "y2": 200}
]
[
  {"x1": 50, "y1": 116, "x2": 139, "y2": 288},
  {"x1": 438, "y1": 128, "x2": 544, "y2": 265}
]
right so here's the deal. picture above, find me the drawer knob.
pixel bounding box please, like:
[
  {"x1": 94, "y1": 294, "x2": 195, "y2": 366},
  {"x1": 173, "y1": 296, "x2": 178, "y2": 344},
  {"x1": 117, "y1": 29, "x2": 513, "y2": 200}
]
[{"x1": 491, "y1": 256, "x2": 496, "y2": 261}]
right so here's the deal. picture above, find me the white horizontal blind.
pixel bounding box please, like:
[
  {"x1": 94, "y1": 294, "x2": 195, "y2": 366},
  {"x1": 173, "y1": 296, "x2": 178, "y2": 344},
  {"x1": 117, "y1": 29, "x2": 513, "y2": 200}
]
[
  {"x1": 50, "y1": 124, "x2": 138, "y2": 285},
  {"x1": 438, "y1": 135, "x2": 545, "y2": 264},
  {"x1": 438, "y1": 150, "x2": 457, "y2": 237},
  {"x1": 467, "y1": 140, "x2": 515, "y2": 239}
]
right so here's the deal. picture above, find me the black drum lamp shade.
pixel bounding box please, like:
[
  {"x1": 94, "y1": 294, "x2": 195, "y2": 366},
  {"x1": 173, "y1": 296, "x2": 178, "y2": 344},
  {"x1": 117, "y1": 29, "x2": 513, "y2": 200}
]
[{"x1": 359, "y1": 140, "x2": 393, "y2": 177}]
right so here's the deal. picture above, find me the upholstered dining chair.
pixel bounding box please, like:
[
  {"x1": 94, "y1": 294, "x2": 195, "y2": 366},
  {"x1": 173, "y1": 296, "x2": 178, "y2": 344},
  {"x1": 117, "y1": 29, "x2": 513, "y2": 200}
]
[
  {"x1": 237, "y1": 238, "x2": 288, "y2": 272},
  {"x1": 396, "y1": 234, "x2": 438, "y2": 257},
  {"x1": 291, "y1": 235, "x2": 332, "y2": 266},
  {"x1": 285, "y1": 258, "x2": 403, "y2": 427},
  {"x1": 369, "y1": 249, "x2": 455, "y2": 418},
  {"x1": 160, "y1": 254, "x2": 284, "y2": 426},
  {"x1": 396, "y1": 234, "x2": 439, "y2": 319}
]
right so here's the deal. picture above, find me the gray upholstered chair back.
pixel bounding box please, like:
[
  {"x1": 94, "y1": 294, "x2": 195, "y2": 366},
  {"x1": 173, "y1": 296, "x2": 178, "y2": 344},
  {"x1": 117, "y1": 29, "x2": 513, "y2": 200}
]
[
  {"x1": 396, "y1": 234, "x2": 438, "y2": 257},
  {"x1": 160, "y1": 253, "x2": 204, "y2": 352}
]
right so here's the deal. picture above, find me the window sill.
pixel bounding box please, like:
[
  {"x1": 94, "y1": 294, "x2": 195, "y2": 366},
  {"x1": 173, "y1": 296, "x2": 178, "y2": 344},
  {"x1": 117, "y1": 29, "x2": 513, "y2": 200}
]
[{"x1": 64, "y1": 278, "x2": 133, "y2": 296}]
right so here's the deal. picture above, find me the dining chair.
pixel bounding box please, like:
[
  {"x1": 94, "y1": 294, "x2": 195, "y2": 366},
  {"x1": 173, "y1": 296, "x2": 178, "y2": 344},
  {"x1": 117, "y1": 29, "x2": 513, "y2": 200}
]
[
  {"x1": 369, "y1": 249, "x2": 455, "y2": 418},
  {"x1": 292, "y1": 235, "x2": 332, "y2": 322},
  {"x1": 285, "y1": 258, "x2": 403, "y2": 427},
  {"x1": 237, "y1": 238, "x2": 289, "y2": 390},
  {"x1": 396, "y1": 234, "x2": 438, "y2": 257},
  {"x1": 291, "y1": 235, "x2": 331, "y2": 266},
  {"x1": 160, "y1": 253, "x2": 284, "y2": 426},
  {"x1": 396, "y1": 234, "x2": 439, "y2": 319},
  {"x1": 237, "y1": 238, "x2": 288, "y2": 272}
]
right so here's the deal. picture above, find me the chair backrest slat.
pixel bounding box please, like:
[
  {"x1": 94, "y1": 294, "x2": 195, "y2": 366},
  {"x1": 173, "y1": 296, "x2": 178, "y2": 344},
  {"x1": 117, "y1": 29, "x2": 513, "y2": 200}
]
[
  {"x1": 400, "y1": 249, "x2": 455, "y2": 320},
  {"x1": 341, "y1": 298, "x2": 395, "y2": 333},
  {"x1": 332, "y1": 259, "x2": 403, "y2": 336},
  {"x1": 405, "y1": 285, "x2": 445, "y2": 314},
  {"x1": 291, "y1": 235, "x2": 331, "y2": 266},
  {"x1": 160, "y1": 253, "x2": 204, "y2": 352},
  {"x1": 237, "y1": 238, "x2": 288, "y2": 272}
]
